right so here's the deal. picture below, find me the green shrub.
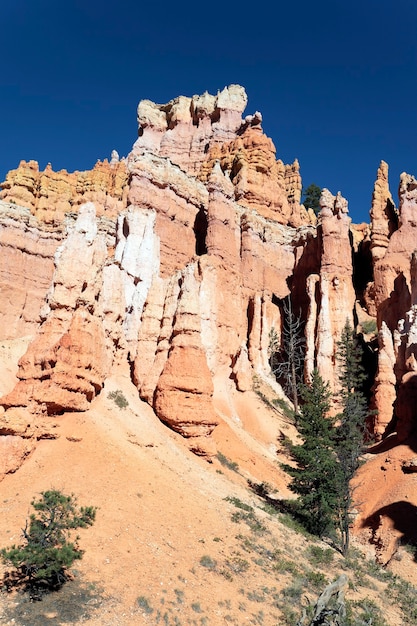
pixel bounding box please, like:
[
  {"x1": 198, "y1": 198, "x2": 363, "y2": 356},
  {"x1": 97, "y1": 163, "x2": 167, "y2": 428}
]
[
  {"x1": 225, "y1": 496, "x2": 253, "y2": 512},
  {"x1": 217, "y1": 452, "x2": 239, "y2": 472},
  {"x1": 346, "y1": 598, "x2": 388, "y2": 626},
  {"x1": 387, "y1": 578, "x2": 417, "y2": 624},
  {"x1": 304, "y1": 569, "x2": 327, "y2": 589},
  {"x1": 361, "y1": 319, "x2": 377, "y2": 335},
  {"x1": 306, "y1": 545, "x2": 334, "y2": 567},
  {"x1": 107, "y1": 389, "x2": 129, "y2": 409},
  {"x1": 1, "y1": 490, "x2": 96, "y2": 596},
  {"x1": 199, "y1": 555, "x2": 217, "y2": 570},
  {"x1": 137, "y1": 595, "x2": 154, "y2": 614}
]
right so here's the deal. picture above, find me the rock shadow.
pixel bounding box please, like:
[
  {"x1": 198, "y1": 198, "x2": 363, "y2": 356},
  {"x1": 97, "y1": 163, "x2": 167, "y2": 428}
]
[{"x1": 361, "y1": 500, "x2": 417, "y2": 560}]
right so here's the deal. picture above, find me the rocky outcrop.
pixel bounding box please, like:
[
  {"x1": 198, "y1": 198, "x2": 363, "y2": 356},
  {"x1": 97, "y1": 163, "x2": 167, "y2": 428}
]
[
  {"x1": 4, "y1": 85, "x2": 410, "y2": 567},
  {"x1": 371, "y1": 173, "x2": 417, "y2": 436},
  {"x1": 0, "y1": 157, "x2": 129, "y2": 224},
  {"x1": 305, "y1": 189, "x2": 355, "y2": 390},
  {"x1": 153, "y1": 265, "x2": 219, "y2": 456},
  {"x1": 369, "y1": 161, "x2": 397, "y2": 263},
  {"x1": 133, "y1": 85, "x2": 248, "y2": 174},
  {"x1": 1, "y1": 204, "x2": 111, "y2": 414},
  {"x1": 0, "y1": 84, "x2": 389, "y2": 476},
  {"x1": 199, "y1": 119, "x2": 305, "y2": 227},
  {"x1": 0, "y1": 201, "x2": 62, "y2": 339},
  {"x1": 127, "y1": 151, "x2": 208, "y2": 276},
  {"x1": 0, "y1": 85, "x2": 320, "y2": 470}
]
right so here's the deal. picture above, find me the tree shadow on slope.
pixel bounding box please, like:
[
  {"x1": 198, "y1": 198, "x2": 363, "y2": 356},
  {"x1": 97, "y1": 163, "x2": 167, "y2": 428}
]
[
  {"x1": 361, "y1": 500, "x2": 417, "y2": 562},
  {"x1": 1, "y1": 577, "x2": 104, "y2": 626}
]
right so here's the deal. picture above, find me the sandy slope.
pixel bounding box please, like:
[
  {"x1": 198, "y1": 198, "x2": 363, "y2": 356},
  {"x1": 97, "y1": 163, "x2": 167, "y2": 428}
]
[
  {"x1": 0, "y1": 354, "x2": 300, "y2": 625},
  {"x1": 0, "y1": 345, "x2": 415, "y2": 625}
]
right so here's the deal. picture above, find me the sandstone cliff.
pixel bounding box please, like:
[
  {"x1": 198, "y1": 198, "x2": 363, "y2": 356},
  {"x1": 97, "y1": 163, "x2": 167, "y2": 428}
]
[
  {"x1": 1, "y1": 85, "x2": 322, "y2": 468},
  {"x1": 2, "y1": 85, "x2": 417, "y2": 569}
]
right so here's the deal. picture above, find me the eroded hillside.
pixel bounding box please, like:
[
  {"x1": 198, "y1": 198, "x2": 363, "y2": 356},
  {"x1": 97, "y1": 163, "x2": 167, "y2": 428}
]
[{"x1": 1, "y1": 85, "x2": 417, "y2": 624}]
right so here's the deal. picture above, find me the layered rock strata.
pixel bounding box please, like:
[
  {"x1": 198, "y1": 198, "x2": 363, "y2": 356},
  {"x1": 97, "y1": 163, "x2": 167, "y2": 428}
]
[
  {"x1": 0, "y1": 156, "x2": 129, "y2": 224},
  {"x1": 371, "y1": 172, "x2": 417, "y2": 437},
  {"x1": 0, "y1": 84, "x2": 364, "y2": 475},
  {"x1": 304, "y1": 189, "x2": 355, "y2": 391},
  {"x1": 0, "y1": 201, "x2": 62, "y2": 338}
]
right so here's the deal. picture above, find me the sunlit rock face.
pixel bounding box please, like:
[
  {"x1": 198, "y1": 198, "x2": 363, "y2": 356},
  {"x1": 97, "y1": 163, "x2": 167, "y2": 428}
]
[
  {"x1": 0, "y1": 201, "x2": 62, "y2": 339},
  {"x1": 133, "y1": 85, "x2": 248, "y2": 173},
  {"x1": 369, "y1": 160, "x2": 397, "y2": 263},
  {"x1": 4, "y1": 85, "x2": 417, "y2": 570},
  {"x1": 0, "y1": 83, "x2": 386, "y2": 473},
  {"x1": 0, "y1": 85, "x2": 319, "y2": 468},
  {"x1": 0, "y1": 158, "x2": 129, "y2": 223},
  {"x1": 370, "y1": 172, "x2": 417, "y2": 437},
  {"x1": 304, "y1": 189, "x2": 355, "y2": 393}
]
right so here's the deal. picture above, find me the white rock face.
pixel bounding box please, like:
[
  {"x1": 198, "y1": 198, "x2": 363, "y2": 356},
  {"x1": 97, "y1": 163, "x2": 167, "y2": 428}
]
[
  {"x1": 110, "y1": 206, "x2": 161, "y2": 352},
  {"x1": 216, "y1": 84, "x2": 248, "y2": 113},
  {"x1": 49, "y1": 203, "x2": 106, "y2": 311},
  {"x1": 131, "y1": 85, "x2": 249, "y2": 174}
]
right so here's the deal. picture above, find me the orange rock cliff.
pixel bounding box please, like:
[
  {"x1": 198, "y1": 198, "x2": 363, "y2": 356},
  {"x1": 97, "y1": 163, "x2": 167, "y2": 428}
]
[{"x1": 1, "y1": 84, "x2": 417, "y2": 563}]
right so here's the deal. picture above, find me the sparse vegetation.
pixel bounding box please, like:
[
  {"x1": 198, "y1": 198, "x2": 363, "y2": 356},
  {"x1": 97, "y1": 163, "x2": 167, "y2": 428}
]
[
  {"x1": 107, "y1": 388, "x2": 129, "y2": 409},
  {"x1": 269, "y1": 296, "x2": 305, "y2": 415},
  {"x1": 361, "y1": 318, "x2": 377, "y2": 335},
  {"x1": 199, "y1": 555, "x2": 217, "y2": 570},
  {"x1": 137, "y1": 595, "x2": 154, "y2": 614},
  {"x1": 306, "y1": 545, "x2": 334, "y2": 567},
  {"x1": 217, "y1": 452, "x2": 239, "y2": 472},
  {"x1": 387, "y1": 577, "x2": 417, "y2": 624},
  {"x1": 225, "y1": 496, "x2": 253, "y2": 512}
]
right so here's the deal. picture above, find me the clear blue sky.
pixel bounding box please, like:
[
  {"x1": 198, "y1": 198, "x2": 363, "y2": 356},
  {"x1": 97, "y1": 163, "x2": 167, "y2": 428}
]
[{"x1": 2, "y1": 0, "x2": 417, "y2": 223}]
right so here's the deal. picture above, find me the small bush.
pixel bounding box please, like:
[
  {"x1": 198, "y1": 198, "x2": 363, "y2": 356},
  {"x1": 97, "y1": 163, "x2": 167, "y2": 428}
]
[
  {"x1": 225, "y1": 496, "x2": 253, "y2": 512},
  {"x1": 217, "y1": 452, "x2": 239, "y2": 472},
  {"x1": 306, "y1": 545, "x2": 334, "y2": 567},
  {"x1": 1, "y1": 490, "x2": 96, "y2": 597},
  {"x1": 346, "y1": 598, "x2": 388, "y2": 626},
  {"x1": 272, "y1": 557, "x2": 299, "y2": 575},
  {"x1": 107, "y1": 389, "x2": 129, "y2": 409},
  {"x1": 387, "y1": 578, "x2": 417, "y2": 624},
  {"x1": 361, "y1": 319, "x2": 377, "y2": 335},
  {"x1": 225, "y1": 556, "x2": 250, "y2": 574},
  {"x1": 231, "y1": 510, "x2": 267, "y2": 535},
  {"x1": 304, "y1": 569, "x2": 327, "y2": 589},
  {"x1": 137, "y1": 595, "x2": 154, "y2": 614},
  {"x1": 199, "y1": 555, "x2": 217, "y2": 570}
]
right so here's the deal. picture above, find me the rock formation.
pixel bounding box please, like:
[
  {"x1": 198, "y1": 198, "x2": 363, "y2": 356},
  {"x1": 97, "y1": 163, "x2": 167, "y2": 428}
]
[
  {"x1": 304, "y1": 188, "x2": 355, "y2": 391},
  {"x1": 0, "y1": 158, "x2": 129, "y2": 223},
  {"x1": 369, "y1": 160, "x2": 397, "y2": 263},
  {"x1": 4, "y1": 84, "x2": 417, "y2": 569},
  {"x1": 2, "y1": 83, "x2": 417, "y2": 490},
  {"x1": 0, "y1": 201, "x2": 62, "y2": 338},
  {"x1": 0, "y1": 85, "x2": 322, "y2": 470},
  {"x1": 370, "y1": 172, "x2": 417, "y2": 437}
]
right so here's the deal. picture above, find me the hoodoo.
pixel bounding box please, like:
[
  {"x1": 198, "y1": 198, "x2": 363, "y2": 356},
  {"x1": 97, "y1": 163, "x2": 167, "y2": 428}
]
[{"x1": 1, "y1": 85, "x2": 417, "y2": 579}]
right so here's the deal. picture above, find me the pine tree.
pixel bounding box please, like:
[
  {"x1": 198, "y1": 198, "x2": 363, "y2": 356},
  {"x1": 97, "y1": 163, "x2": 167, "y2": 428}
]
[
  {"x1": 302, "y1": 183, "x2": 322, "y2": 216},
  {"x1": 1, "y1": 490, "x2": 96, "y2": 595},
  {"x1": 282, "y1": 369, "x2": 340, "y2": 538},
  {"x1": 333, "y1": 320, "x2": 369, "y2": 556}
]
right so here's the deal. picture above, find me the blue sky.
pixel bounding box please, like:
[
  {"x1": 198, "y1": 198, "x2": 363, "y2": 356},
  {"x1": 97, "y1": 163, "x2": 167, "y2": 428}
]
[{"x1": 2, "y1": 0, "x2": 417, "y2": 223}]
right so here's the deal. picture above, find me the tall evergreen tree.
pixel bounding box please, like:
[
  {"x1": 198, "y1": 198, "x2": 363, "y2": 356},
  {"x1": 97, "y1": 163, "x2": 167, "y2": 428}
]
[
  {"x1": 302, "y1": 183, "x2": 322, "y2": 216},
  {"x1": 282, "y1": 369, "x2": 340, "y2": 538},
  {"x1": 333, "y1": 320, "x2": 369, "y2": 555}
]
